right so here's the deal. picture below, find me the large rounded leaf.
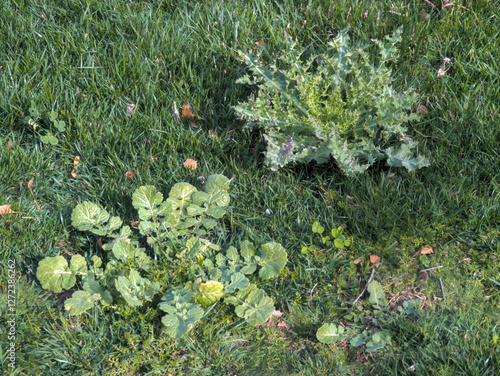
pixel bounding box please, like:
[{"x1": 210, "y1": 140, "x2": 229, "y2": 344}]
[
  {"x1": 71, "y1": 202, "x2": 110, "y2": 231},
  {"x1": 258, "y1": 242, "x2": 287, "y2": 279},
  {"x1": 198, "y1": 281, "x2": 224, "y2": 305},
  {"x1": 317, "y1": 323, "x2": 347, "y2": 344},
  {"x1": 226, "y1": 284, "x2": 275, "y2": 326},
  {"x1": 36, "y1": 256, "x2": 75, "y2": 293}
]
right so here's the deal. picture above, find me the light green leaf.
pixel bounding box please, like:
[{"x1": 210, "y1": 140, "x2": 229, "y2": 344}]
[
  {"x1": 168, "y1": 182, "x2": 197, "y2": 205},
  {"x1": 368, "y1": 281, "x2": 387, "y2": 307},
  {"x1": 36, "y1": 256, "x2": 75, "y2": 293},
  {"x1": 161, "y1": 304, "x2": 204, "y2": 339},
  {"x1": 350, "y1": 334, "x2": 367, "y2": 347},
  {"x1": 316, "y1": 323, "x2": 346, "y2": 344},
  {"x1": 70, "y1": 255, "x2": 87, "y2": 274},
  {"x1": 334, "y1": 238, "x2": 344, "y2": 248},
  {"x1": 71, "y1": 202, "x2": 110, "y2": 231},
  {"x1": 312, "y1": 222, "x2": 324, "y2": 234},
  {"x1": 226, "y1": 272, "x2": 250, "y2": 293},
  {"x1": 240, "y1": 241, "x2": 256, "y2": 263},
  {"x1": 202, "y1": 218, "x2": 217, "y2": 230},
  {"x1": 226, "y1": 285, "x2": 275, "y2": 326},
  {"x1": 205, "y1": 206, "x2": 226, "y2": 219},
  {"x1": 65, "y1": 291, "x2": 101, "y2": 315},
  {"x1": 226, "y1": 246, "x2": 239, "y2": 263},
  {"x1": 205, "y1": 174, "x2": 230, "y2": 193},
  {"x1": 198, "y1": 281, "x2": 224, "y2": 305},
  {"x1": 132, "y1": 186, "x2": 163, "y2": 220},
  {"x1": 49, "y1": 111, "x2": 58, "y2": 120},
  {"x1": 259, "y1": 242, "x2": 287, "y2": 279}
]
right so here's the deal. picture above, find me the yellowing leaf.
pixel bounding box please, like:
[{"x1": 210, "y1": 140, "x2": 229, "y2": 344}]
[
  {"x1": 183, "y1": 158, "x2": 198, "y2": 170},
  {"x1": 420, "y1": 247, "x2": 434, "y2": 255},
  {"x1": 370, "y1": 254, "x2": 381, "y2": 267},
  {"x1": 73, "y1": 156, "x2": 81, "y2": 167}
]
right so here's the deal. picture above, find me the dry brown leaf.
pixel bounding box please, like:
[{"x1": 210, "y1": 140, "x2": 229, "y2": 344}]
[
  {"x1": 370, "y1": 254, "x2": 381, "y2": 268},
  {"x1": 420, "y1": 246, "x2": 434, "y2": 255},
  {"x1": 183, "y1": 158, "x2": 198, "y2": 170},
  {"x1": 0, "y1": 205, "x2": 26, "y2": 215},
  {"x1": 28, "y1": 179, "x2": 34, "y2": 193},
  {"x1": 272, "y1": 310, "x2": 283, "y2": 317},
  {"x1": 130, "y1": 221, "x2": 139, "y2": 228},
  {"x1": 73, "y1": 156, "x2": 81, "y2": 167},
  {"x1": 182, "y1": 104, "x2": 199, "y2": 128},
  {"x1": 97, "y1": 238, "x2": 103, "y2": 249},
  {"x1": 56, "y1": 240, "x2": 69, "y2": 249},
  {"x1": 125, "y1": 170, "x2": 135, "y2": 180},
  {"x1": 7, "y1": 140, "x2": 13, "y2": 153},
  {"x1": 353, "y1": 256, "x2": 363, "y2": 264},
  {"x1": 71, "y1": 170, "x2": 78, "y2": 178}
]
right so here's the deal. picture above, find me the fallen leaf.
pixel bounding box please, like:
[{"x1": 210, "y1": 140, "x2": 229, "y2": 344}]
[
  {"x1": 28, "y1": 179, "x2": 34, "y2": 193},
  {"x1": 125, "y1": 170, "x2": 135, "y2": 179},
  {"x1": 272, "y1": 310, "x2": 283, "y2": 317},
  {"x1": 130, "y1": 221, "x2": 139, "y2": 228},
  {"x1": 353, "y1": 256, "x2": 363, "y2": 264},
  {"x1": 56, "y1": 240, "x2": 69, "y2": 249},
  {"x1": 182, "y1": 104, "x2": 198, "y2": 128},
  {"x1": 84, "y1": 33, "x2": 88, "y2": 38},
  {"x1": 0, "y1": 205, "x2": 26, "y2": 215},
  {"x1": 97, "y1": 238, "x2": 103, "y2": 249},
  {"x1": 421, "y1": 272, "x2": 429, "y2": 282},
  {"x1": 370, "y1": 254, "x2": 381, "y2": 268},
  {"x1": 73, "y1": 156, "x2": 81, "y2": 167},
  {"x1": 420, "y1": 246, "x2": 434, "y2": 255},
  {"x1": 7, "y1": 140, "x2": 13, "y2": 153},
  {"x1": 183, "y1": 159, "x2": 198, "y2": 170},
  {"x1": 71, "y1": 170, "x2": 78, "y2": 178},
  {"x1": 437, "y1": 58, "x2": 451, "y2": 77}
]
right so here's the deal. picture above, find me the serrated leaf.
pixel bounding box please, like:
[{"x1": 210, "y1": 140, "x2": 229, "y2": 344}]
[
  {"x1": 368, "y1": 281, "x2": 387, "y2": 307},
  {"x1": 316, "y1": 323, "x2": 347, "y2": 344},
  {"x1": 259, "y1": 242, "x2": 287, "y2": 279},
  {"x1": 36, "y1": 256, "x2": 75, "y2": 293},
  {"x1": 198, "y1": 281, "x2": 224, "y2": 305},
  {"x1": 71, "y1": 202, "x2": 110, "y2": 231},
  {"x1": 225, "y1": 284, "x2": 275, "y2": 326},
  {"x1": 65, "y1": 291, "x2": 101, "y2": 315}
]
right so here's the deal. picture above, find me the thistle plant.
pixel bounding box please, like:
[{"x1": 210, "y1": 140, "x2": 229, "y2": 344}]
[{"x1": 234, "y1": 26, "x2": 429, "y2": 175}]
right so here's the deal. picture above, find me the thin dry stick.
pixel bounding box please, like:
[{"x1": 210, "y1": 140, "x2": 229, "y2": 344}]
[
  {"x1": 439, "y1": 278, "x2": 446, "y2": 300},
  {"x1": 352, "y1": 269, "x2": 376, "y2": 305},
  {"x1": 420, "y1": 265, "x2": 443, "y2": 272},
  {"x1": 423, "y1": 0, "x2": 437, "y2": 8}
]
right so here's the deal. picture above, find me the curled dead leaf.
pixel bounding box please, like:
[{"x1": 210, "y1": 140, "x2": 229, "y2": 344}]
[
  {"x1": 369, "y1": 254, "x2": 381, "y2": 268},
  {"x1": 130, "y1": 221, "x2": 139, "y2": 228},
  {"x1": 420, "y1": 246, "x2": 434, "y2": 255},
  {"x1": 28, "y1": 179, "x2": 34, "y2": 193},
  {"x1": 97, "y1": 238, "x2": 103, "y2": 249},
  {"x1": 125, "y1": 170, "x2": 135, "y2": 180},
  {"x1": 182, "y1": 104, "x2": 199, "y2": 128},
  {"x1": 183, "y1": 159, "x2": 198, "y2": 170},
  {"x1": 7, "y1": 140, "x2": 13, "y2": 153}
]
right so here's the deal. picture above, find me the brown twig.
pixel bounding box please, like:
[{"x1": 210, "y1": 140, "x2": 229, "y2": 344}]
[{"x1": 352, "y1": 269, "x2": 376, "y2": 305}]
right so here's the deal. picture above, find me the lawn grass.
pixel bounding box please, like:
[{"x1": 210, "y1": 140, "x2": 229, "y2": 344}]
[{"x1": 1, "y1": 0, "x2": 499, "y2": 374}]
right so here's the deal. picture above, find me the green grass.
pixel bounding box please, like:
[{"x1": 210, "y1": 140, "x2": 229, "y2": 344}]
[{"x1": 1, "y1": 0, "x2": 499, "y2": 374}]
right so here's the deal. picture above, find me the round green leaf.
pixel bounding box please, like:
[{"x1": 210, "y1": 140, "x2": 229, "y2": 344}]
[{"x1": 316, "y1": 323, "x2": 346, "y2": 344}]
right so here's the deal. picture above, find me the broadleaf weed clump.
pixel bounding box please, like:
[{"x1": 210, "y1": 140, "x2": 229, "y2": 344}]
[{"x1": 36, "y1": 175, "x2": 288, "y2": 339}]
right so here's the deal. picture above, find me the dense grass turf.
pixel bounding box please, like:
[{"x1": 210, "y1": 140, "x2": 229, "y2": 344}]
[{"x1": 1, "y1": 0, "x2": 499, "y2": 374}]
